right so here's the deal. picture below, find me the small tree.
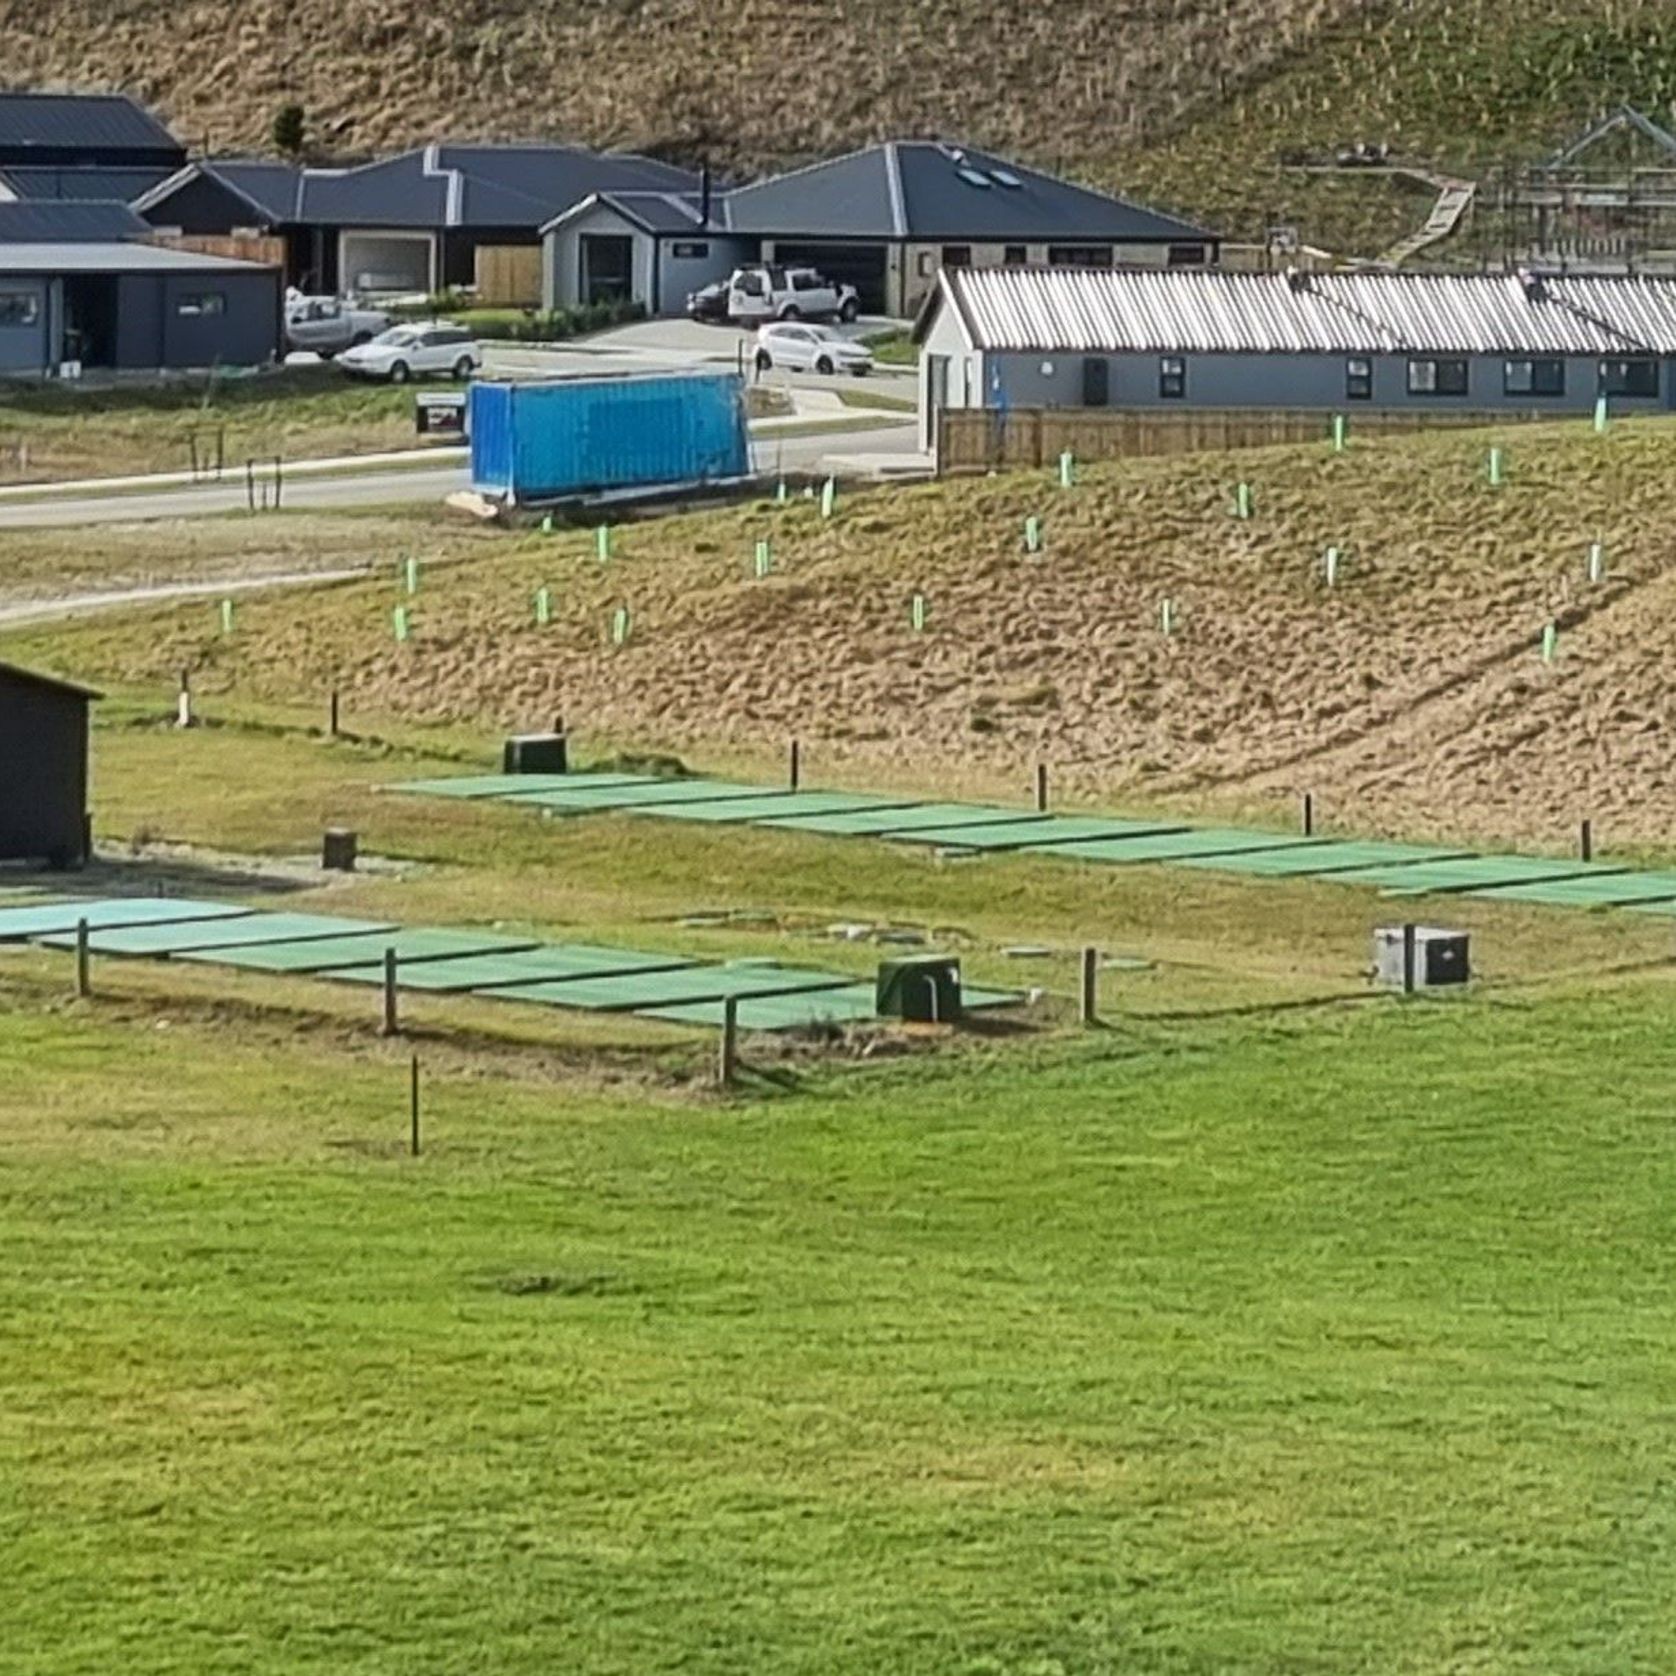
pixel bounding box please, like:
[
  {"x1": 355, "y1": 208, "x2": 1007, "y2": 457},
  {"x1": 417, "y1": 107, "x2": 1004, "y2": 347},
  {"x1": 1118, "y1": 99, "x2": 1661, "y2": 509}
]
[{"x1": 271, "y1": 103, "x2": 306, "y2": 158}]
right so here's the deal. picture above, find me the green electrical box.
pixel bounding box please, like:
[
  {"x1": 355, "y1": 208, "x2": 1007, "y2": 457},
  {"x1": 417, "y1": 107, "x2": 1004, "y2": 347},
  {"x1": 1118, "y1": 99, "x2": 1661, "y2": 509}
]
[{"x1": 876, "y1": 955, "x2": 963, "y2": 1023}]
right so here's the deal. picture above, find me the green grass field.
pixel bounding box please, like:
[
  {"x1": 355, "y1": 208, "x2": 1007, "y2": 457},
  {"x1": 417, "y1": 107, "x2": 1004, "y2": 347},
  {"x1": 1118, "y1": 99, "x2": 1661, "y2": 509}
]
[{"x1": 5, "y1": 962, "x2": 1675, "y2": 1673}]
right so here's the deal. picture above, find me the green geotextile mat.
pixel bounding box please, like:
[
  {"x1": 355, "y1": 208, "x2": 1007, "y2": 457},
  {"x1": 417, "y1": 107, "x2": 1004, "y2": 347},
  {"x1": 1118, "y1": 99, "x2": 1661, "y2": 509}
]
[
  {"x1": 760, "y1": 803, "x2": 1052, "y2": 839},
  {"x1": 634, "y1": 791, "x2": 928, "y2": 825},
  {"x1": 499, "y1": 779, "x2": 788, "y2": 813},
  {"x1": 1334, "y1": 857, "x2": 1628, "y2": 896},
  {"x1": 503, "y1": 963, "x2": 853, "y2": 1013},
  {"x1": 0, "y1": 898, "x2": 250, "y2": 941},
  {"x1": 393, "y1": 772, "x2": 654, "y2": 800},
  {"x1": 644, "y1": 983, "x2": 1023, "y2": 1030},
  {"x1": 1036, "y1": 830, "x2": 1325, "y2": 866},
  {"x1": 1471, "y1": 871, "x2": 1676, "y2": 909},
  {"x1": 895, "y1": 815, "x2": 1190, "y2": 852},
  {"x1": 327, "y1": 945, "x2": 699, "y2": 993},
  {"x1": 177, "y1": 928, "x2": 538, "y2": 974},
  {"x1": 1176, "y1": 840, "x2": 1480, "y2": 879},
  {"x1": 36, "y1": 912, "x2": 394, "y2": 957}
]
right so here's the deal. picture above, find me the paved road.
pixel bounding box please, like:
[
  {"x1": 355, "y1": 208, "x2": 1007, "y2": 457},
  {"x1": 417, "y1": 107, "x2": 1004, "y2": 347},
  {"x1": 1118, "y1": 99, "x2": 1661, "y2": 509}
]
[{"x1": 0, "y1": 422, "x2": 922, "y2": 529}]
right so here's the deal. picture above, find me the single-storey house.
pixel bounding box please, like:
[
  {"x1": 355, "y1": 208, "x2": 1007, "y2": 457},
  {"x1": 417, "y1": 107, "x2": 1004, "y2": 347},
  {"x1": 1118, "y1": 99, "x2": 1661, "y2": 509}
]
[
  {"x1": 136, "y1": 144, "x2": 701, "y2": 296},
  {"x1": 0, "y1": 91, "x2": 185, "y2": 207},
  {"x1": 0, "y1": 236, "x2": 281, "y2": 376},
  {"x1": 543, "y1": 141, "x2": 1219, "y2": 319},
  {"x1": 914, "y1": 265, "x2": 1676, "y2": 446}
]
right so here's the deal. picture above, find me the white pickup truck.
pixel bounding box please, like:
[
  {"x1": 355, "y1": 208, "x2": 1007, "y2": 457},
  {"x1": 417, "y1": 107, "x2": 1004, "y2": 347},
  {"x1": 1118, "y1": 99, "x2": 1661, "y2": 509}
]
[
  {"x1": 688, "y1": 265, "x2": 861, "y2": 325},
  {"x1": 284, "y1": 293, "x2": 393, "y2": 357}
]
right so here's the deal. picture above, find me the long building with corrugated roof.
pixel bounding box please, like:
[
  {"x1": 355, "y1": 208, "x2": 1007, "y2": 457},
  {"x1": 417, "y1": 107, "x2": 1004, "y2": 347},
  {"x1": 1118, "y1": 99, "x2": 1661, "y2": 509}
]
[{"x1": 913, "y1": 266, "x2": 1676, "y2": 445}]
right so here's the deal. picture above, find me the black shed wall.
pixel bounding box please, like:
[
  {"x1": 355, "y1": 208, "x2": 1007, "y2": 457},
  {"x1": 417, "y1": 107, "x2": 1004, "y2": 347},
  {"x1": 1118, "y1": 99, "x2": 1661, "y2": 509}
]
[
  {"x1": 111, "y1": 270, "x2": 281, "y2": 368},
  {"x1": 0, "y1": 671, "x2": 91, "y2": 865}
]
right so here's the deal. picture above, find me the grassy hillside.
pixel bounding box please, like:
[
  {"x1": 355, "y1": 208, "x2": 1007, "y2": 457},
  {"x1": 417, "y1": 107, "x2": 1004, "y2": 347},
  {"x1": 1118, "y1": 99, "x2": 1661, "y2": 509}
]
[
  {"x1": 10, "y1": 414, "x2": 1676, "y2": 852},
  {"x1": 10, "y1": 0, "x2": 1676, "y2": 253}
]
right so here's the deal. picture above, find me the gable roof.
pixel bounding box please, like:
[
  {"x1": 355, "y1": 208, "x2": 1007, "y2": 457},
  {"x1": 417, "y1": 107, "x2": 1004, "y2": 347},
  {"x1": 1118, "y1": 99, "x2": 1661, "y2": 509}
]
[
  {"x1": 922, "y1": 266, "x2": 1676, "y2": 356},
  {"x1": 0, "y1": 165, "x2": 176, "y2": 203},
  {"x1": 0, "y1": 660, "x2": 101, "y2": 701},
  {"x1": 0, "y1": 241, "x2": 274, "y2": 275},
  {"x1": 720, "y1": 140, "x2": 1216, "y2": 243},
  {"x1": 0, "y1": 92, "x2": 182, "y2": 164},
  {"x1": 0, "y1": 199, "x2": 150, "y2": 241},
  {"x1": 542, "y1": 189, "x2": 711, "y2": 236}
]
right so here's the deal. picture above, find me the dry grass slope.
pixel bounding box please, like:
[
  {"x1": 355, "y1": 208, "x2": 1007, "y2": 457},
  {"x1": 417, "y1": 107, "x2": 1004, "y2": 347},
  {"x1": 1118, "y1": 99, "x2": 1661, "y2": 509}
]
[{"x1": 12, "y1": 417, "x2": 1676, "y2": 854}]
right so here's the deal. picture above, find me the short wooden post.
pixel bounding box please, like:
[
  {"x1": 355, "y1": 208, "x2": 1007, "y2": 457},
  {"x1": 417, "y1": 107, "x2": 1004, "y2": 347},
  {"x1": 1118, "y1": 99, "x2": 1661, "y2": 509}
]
[
  {"x1": 381, "y1": 947, "x2": 399, "y2": 1037},
  {"x1": 1401, "y1": 923, "x2": 1418, "y2": 996},
  {"x1": 328, "y1": 689, "x2": 340, "y2": 738},
  {"x1": 1034, "y1": 762, "x2": 1049, "y2": 814},
  {"x1": 75, "y1": 917, "x2": 90, "y2": 999},
  {"x1": 718, "y1": 996, "x2": 739, "y2": 1088},
  {"x1": 789, "y1": 738, "x2": 801, "y2": 792},
  {"x1": 1079, "y1": 946, "x2": 1098, "y2": 1026},
  {"x1": 1301, "y1": 792, "x2": 1315, "y2": 837},
  {"x1": 176, "y1": 667, "x2": 192, "y2": 730},
  {"x1": 1579, "y1": 818, "x2": 1593, "y2": 862},
  {"x1": 409, "y1": 1054, "x2": 421, "y2": 1156}
]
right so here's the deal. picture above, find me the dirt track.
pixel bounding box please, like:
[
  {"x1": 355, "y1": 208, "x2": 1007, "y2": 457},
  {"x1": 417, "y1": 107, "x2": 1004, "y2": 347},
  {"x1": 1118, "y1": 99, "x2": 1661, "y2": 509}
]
[{"x1": 21, "y1": 422, "x2": 1676, "y2": 851}]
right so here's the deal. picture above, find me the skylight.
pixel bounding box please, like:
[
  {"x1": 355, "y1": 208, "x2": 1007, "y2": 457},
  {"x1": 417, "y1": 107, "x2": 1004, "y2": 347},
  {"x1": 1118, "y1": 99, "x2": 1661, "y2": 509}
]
[
  {"x1": 957, "y1": 166, "x2": 993, "y2": 189},
  {"x1": 989, "y1": 168, "x2": 1023, "y2": 189}
]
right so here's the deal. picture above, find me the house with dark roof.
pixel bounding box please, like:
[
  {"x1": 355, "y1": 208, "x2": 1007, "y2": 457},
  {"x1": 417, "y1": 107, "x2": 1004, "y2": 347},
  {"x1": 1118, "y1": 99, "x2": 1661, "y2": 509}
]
[
  {"x1": 543, "y1": 140, "x2": 1219, "y2": 319},
  {"x1": 0, "y1": 91, "x2": 185, "y2": 206},
  {"x1": 136, "y1": 144, "x2": 701, "y2": 297}
]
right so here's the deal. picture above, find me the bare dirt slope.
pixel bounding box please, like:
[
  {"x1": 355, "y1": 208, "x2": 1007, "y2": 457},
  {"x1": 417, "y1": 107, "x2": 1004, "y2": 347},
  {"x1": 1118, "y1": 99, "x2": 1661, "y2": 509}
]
[{"x1": 17, "y1": 418, "x2": 1676, "y2": 853}]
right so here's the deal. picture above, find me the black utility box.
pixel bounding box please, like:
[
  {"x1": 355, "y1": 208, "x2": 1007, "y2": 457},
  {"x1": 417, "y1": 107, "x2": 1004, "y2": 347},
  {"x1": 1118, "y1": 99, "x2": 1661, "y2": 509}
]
[
  {"x1": 877, "y1": 955, "x2": 963, "y2": 1022},
  {"x1": 503, "y1": 732, "x2": 568, "y2": 774}
]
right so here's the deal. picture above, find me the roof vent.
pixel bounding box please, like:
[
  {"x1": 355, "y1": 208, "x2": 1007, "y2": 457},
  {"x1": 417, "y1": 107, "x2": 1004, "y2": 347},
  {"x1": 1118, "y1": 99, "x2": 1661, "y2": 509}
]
[
  {"x1": 1519, "y1": 268, "x2": 1549, "y2": 303},
  {"x1": 1284, "y1": 267, "x2": 1310, "y2": 294}
]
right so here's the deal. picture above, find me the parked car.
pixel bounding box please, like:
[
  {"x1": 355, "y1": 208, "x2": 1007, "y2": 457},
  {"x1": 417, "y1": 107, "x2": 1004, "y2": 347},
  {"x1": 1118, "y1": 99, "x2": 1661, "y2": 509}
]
[
  {"x1": 284, "y1": 294, "x2": 392, "y2": 357},
  {"x1": 688, "y1": 265, "x2": 861, "y2": 325},
  {"x1": 336, "y1": 322, "x2": 482, "y2": 384},
  {"x1": 753, "y1": 322, "x2": 874, "y2": 376}
]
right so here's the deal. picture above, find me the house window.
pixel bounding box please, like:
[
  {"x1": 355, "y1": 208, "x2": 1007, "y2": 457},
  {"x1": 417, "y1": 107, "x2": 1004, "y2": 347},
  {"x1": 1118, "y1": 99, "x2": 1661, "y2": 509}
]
[
  {"x1": 916, "y1": 250, "x2": 936, "y2": 277},
  {"x1": 1346, "y1": 358, "x2": 1373, "y2": 400},
  {"x1": 941, "y1": 246, "x2": 972, "y2": 268},
  {"x1": 0, "y1": 290, "x2": 39, "y2": 327},
  {"x1": 1407, "y1": 357, "x2": 1469, "y2": 396},
  {"x1": 177, "y1": 293, "x2": 226, "y2": 318},
  {"x1": 1504, "y1": 358, "x2": 1565, "y2": 396},
  {"x1": 1003, "y1": 244, "x2": 1028, "y2": 265},
  {"x1": 670, "y1": 241, "x2": 710, "y2": 260},
  {"x1": 1159, "y1": 356, "x2": 1186, "y2": 399},
  {"x1": 1600, "y1": 357, "x2": 1658, "y2": 397},
  {"x1": 1048, "y1": 245, "x2": 1113, "y2": 267},
  {"x1": 1167, "y1": 243, "x2": 1208, "y2": 266}
]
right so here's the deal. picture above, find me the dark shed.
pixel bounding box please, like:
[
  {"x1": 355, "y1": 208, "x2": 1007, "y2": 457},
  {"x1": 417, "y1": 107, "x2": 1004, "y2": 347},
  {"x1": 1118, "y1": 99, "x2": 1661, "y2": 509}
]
[{"x1": 0, "y1": 662, "x2": 100, "y2": 867}]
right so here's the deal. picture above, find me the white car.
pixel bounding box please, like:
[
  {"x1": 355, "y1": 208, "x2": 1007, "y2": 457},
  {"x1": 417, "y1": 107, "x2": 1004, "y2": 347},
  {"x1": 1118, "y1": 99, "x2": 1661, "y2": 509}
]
[
  {"x1": 337, "y1": 322, "x2": 482, "y2": 384},
  {"x1": 284, "y1": 294, "x2": 391, "y2": 357},
  {"x1": 753, "y1": 323, "x2": 874, "y2": 377}
]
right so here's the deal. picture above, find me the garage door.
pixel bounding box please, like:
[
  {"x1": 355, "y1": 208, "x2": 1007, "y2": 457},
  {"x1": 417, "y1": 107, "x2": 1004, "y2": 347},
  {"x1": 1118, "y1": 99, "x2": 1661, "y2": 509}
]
[{"x1": 771, "y1": 243, "x2": 890, "y2": 315}]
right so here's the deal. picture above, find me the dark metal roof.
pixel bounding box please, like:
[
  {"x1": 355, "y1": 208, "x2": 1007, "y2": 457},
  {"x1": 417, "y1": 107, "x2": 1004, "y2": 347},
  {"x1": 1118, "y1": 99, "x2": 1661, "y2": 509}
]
[
  {"x1": 0, "y1": 241, "x2": 274, "y2": 275},
  {"x1": 0, "y1": 165, "x2": 175, "y2": 203},
  {"x1": 0, "y1": 199, "x2": 150, "y2": 242},
  {"x1": 543, "y1": 190, "x2": 713, "y2": 236},
  {"x1": 720, "y1": 140, "x2": 1216, "y2": 243},
  {"x1": 0, "y1": 92, "x2": 183, "y2": 165},
  {"x1": 296, "y1": 145, "x2": 698, "y2": 229},
  {"x1": 0, "y1": 661, "x2": 101, "y2": 701}
]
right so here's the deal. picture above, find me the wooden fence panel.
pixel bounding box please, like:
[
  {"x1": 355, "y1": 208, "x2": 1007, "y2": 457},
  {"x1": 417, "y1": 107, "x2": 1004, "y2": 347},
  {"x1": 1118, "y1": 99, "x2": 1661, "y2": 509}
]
[
  {"x1": 475, "y1": 245, "x2": 543, "y2": 308},
  {"x1": 150, "y1": 232, "x2": 287, "y2": 268}
]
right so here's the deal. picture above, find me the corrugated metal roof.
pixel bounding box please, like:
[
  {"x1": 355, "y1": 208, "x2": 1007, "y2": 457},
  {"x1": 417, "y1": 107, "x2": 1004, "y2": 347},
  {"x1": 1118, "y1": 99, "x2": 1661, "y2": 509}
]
[
  {"x1": 934, "y1": 267, "x2": 1676, "y2": 355},
  {"x1": 0, "y1": 165, "x2": 174, "y2": 203},
  {"x1": 0, "y1": 93, "x2": 181, "y2": 161},
  {"x1": 0, "y1": 241, "x2": 273, "y2": 274},
  {"x1": 0, "y1": 200, "x2": 149, "y2": 242}
]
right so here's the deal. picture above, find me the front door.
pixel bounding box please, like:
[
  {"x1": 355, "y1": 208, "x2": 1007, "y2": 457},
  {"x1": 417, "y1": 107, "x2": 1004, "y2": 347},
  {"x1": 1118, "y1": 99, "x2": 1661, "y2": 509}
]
[{"x1": 579, "y1": 235, "x2": 634, "y2": 306}]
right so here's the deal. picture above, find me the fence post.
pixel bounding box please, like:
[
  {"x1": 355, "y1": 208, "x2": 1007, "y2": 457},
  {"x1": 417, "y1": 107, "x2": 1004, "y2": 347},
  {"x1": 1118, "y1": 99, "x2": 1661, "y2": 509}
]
[
  {"x1": 789, "y1": 738, "x2": 801, "y2": 792},
  {"x1": 718, "y1": 996, "x2": 739, "y2": 1088},
  {"x1": 75, "y1": 917, "x2": 90, "y2": 999},
  {"x1": 1579, "y1": 818, "x2": 1593, "y2": 863},
  {"x1": 381, "y1": 947, "x2": 399, "y2": 1037},
  {"x1": 1079, "y1": 946, "x2": 1098, "y2": 1026},
  {"x1": 1401, "y1": 924, "x2": 1418, "y2": 996},
  {"x1": 409, "y1": 1054, "x2": 421, "y2": 1156},
  {"x1": 1301, "y1": 792, "x2": 1315, "y2": 837},
  {"x1": 328, "y1": 689, "x2": 340, "y2": 738},
  {"x1": 1034, "y1": 762, "x2": 1049, "y2": 814}
]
